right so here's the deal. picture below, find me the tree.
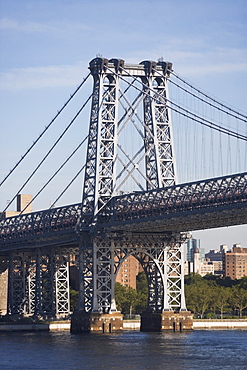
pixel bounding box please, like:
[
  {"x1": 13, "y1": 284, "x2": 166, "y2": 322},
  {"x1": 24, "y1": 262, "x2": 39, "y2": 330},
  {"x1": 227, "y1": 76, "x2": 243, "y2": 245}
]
[
  {"x1": 70, "y1": 288, "x2": 79, "y2": 312},
  {"x1": 185, "y1": 278, "x2": 213, "y2": 318},
  {"x1": 215, "y1": 286, "x2": 231, "y2": 319},
  {"x1": 185, "y1": 273, "x2": 204, "y2": 286},
  {"x1": 237, "y1": 276, "x2": 247, "y2": 290},
  {"x1": 229, "y1": 286, "x2": 247, "y2": 318},
  {"x1": 136, "y1": 271, "x2": 148, "y2": 295},
  {"x1": 114, "y1": 282, "x2": 128, "y2": 312},
  {"x1": 125, "y1": 287, "x2": 138, "y2": 315}
]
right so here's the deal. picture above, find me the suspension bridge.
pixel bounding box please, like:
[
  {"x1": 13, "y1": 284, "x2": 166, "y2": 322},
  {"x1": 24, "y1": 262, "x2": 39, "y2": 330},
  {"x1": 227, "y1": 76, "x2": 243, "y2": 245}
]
[{"x1": 0, "y1": 57, "x2": 246, "y2": 332}]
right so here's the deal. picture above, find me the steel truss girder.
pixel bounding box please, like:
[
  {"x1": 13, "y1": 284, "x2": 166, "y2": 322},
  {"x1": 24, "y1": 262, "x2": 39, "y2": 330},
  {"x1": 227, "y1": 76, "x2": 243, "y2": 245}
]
[
  {"x1": 0, "y1": 203, "x2": 81, "y2": 249},
  {"x1": 7, "y1": 248, "x2": 71, "y2": 317},
  {"x1": 78, "y1": 233, "x2": 186, "y2": 313},
  {"x1": 100, "y1": 172, "x2": 247, "y2": 228},
  {"x1": 0, "y1": 172, "x2": 246, "y2": 250}
]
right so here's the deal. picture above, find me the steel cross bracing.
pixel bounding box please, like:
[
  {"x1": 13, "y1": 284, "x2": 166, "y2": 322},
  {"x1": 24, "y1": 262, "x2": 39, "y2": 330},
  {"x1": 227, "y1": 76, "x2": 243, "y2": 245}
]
[
  {"x1": 78, "y1": 232, "x2": 187, "y2": 313},
  {"x1": 0, "y1": 58, "x2": 247, "y2": 319},
  {"x1": 139, "y1": 60, "x2": 176, "y2": 189},
  {"x1": 81, "y1": 58, "x2": 176, "y2": 220},
  {"x1": 78, "y1": 57, "x2": 182, "y2": 314},
  {"x1": 7, "y1": 248, "x2": 71, "y2": 317},
  {"x1": 98, "y1": 172, "x2": 247, "y2": 232},
  {"x1": 0, "y1": 203, "x2": 82, "y2": 249},
  {"x1": 1, "y1": 172, "x2": 246, "y2": 250}
]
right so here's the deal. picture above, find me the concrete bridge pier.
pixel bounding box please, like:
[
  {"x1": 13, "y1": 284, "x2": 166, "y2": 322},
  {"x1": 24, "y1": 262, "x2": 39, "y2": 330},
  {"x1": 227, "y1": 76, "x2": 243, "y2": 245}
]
[
  {"x1": 0, "y1": 257, "x2": 8, "y2": 316},
  {"x1": 71, "y1": 311, "x2": 123, "y2": 333},
  {"x1": 140, "y1": 311, "x2": 193, "y2": 332}
]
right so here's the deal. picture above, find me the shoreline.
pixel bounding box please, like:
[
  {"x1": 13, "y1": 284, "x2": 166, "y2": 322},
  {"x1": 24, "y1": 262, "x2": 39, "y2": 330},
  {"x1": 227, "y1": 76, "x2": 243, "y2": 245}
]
[{"x1": 1, "y1": 319, "x2": 247, "y2": 332}]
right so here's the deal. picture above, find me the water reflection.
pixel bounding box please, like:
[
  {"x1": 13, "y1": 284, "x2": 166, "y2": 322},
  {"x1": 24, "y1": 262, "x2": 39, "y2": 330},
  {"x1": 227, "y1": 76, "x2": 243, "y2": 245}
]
[{"x1": 0, "y1": 330, "x2": 247, "y2": 369}]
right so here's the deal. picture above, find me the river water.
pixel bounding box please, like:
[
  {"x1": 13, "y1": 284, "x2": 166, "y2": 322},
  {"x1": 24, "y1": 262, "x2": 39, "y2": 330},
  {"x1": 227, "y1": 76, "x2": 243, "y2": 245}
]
[{"x1": 0, "y1": 330, "x2": 247, "y2": 369}]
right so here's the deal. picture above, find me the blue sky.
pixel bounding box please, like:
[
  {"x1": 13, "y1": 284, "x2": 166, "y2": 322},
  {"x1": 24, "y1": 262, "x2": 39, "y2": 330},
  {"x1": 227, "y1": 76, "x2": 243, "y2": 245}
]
[{"x1": 0, "y1": 0, "x2": 246, "y2": 251}]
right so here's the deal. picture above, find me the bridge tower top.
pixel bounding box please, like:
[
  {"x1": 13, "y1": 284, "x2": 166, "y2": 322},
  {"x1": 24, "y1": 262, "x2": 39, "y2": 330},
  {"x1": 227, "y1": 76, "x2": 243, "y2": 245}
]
[{"x1": 81, "y1": 57, "x2": 177, "y2": 219}]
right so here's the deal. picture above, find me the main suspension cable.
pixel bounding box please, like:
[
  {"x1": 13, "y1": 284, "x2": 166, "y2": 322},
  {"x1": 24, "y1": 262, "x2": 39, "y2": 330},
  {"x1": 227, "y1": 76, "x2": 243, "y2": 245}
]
[
  {"x1": 111, "y1": 65, "x2": 247, "y2": 142},
  {"x1": 3, "y1": 93, "x2": 92, "y2": 212},
  {"x1": 161, "y1": 71, "x2": 247, "y2": 123},
  {"x1": 20, "y1": 135, "x2": 88, "y2": 214},
  {"x1": 0, "y1": 73, "x2": 90, "y2": 188},
  {"x1": 49, "y1": 164, "x2": 86, "y2": 209},
  {"x1": 170, "y1": 70, "x2": 247, "y2": 121}
]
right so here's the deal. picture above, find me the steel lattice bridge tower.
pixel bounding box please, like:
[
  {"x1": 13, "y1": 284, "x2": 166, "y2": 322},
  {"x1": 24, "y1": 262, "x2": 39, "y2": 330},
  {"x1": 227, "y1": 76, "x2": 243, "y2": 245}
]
[
  {"x1": 0, "y1": 57, "x2": 247, "y2": 332},
  {"x1": 74, "y1": 57, "x2": 192, "y2": 332}
]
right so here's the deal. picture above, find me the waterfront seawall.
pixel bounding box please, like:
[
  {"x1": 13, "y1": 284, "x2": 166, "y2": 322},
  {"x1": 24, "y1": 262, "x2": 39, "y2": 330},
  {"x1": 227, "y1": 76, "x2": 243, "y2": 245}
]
[
  {"x1": 193, "y1": 319, "x2": 247, "y2": 330},
  {"x1": 1, "y1": 319, "x2": 247, "y2": 331}
]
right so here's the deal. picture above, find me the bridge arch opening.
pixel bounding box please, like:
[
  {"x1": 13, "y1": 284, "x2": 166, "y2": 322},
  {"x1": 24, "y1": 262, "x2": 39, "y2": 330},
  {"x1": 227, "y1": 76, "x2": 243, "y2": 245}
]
[{"x1": 113, "y1": 246, "x2": 168, "y2": 316}]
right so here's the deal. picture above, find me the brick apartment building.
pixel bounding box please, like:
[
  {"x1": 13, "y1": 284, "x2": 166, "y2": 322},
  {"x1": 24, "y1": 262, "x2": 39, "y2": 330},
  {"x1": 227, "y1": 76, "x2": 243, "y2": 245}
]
[
  {"x1": 223, "y1": 244, "x2": 247, "y2": 279},
  {"x1": 116, "y1": 255, "x2": 142, "y2": 289}
]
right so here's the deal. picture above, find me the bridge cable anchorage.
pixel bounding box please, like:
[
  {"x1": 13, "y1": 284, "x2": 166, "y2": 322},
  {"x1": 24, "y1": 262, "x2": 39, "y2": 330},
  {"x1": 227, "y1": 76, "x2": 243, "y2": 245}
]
[
  {"x1": 0, "y1": 73, "x2": 90, "y2": 188},
  {"x1": 19, "y1": 135, "x2": 89, "y2": 214},
  {"x1": 2, "y1": 93, "x2": 92, "y2": 213},
  {"x1": 153, "y1": 68, "x2": 247, "y2": 123},
  {"x1": 107, "y1": 65, "x2": 247, "y2": 142},
  {"x1": 170, "y1": 70, "x2": 247, "y2": 121}
]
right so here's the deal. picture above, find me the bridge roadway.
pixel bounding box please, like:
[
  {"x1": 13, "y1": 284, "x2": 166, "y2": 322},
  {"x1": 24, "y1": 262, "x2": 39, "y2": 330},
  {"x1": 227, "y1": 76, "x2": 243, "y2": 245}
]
[{"x1": 0, "y1": 172, "x2": 246, "y2": 253}]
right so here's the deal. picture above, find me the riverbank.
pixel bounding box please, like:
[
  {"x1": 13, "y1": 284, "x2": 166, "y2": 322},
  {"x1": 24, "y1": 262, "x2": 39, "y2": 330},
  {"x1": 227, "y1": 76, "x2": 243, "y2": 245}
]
[
  {"x1": 1, "y1": 319, "x2": 247, "y2": 331},
  {"x1": 193, "y1": 319, "x2": 247, "y2": 330}
]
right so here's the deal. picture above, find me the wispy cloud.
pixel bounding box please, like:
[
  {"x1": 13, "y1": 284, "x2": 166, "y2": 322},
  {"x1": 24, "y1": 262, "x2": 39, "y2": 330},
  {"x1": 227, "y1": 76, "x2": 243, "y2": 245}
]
[
  {"x1": 1, "y1": 43, "x2": 247, "y2": 91},
  {"x1": 0, "y1": 17, "x2": 91, "y2": 35},
  {"x1": 126, "y1": 42, "x2": 247, "y2": 77},
  {"x1": 0, "y1": 62, "x2": 89, "y2": 91},
  {"x1": 0, "y1": 18, "x2": 54, "y2": 33}
]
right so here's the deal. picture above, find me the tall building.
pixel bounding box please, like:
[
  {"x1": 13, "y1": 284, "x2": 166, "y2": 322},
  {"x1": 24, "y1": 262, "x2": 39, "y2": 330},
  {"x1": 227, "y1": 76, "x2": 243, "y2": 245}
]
[
  {"x1": 116, "y1": 255, "x2": 142, "y2": 289},
  {"x1": 184, "y1": 247, "x2": 214, "y2": 276},
  {"x1": 184, "y1": 239, "x2": 214, "y2": 276},
  {"x1": 1, "y1": 194, "x2": 33, "y2": 218},
  {"x1": 186, "y1": 239, "x2": 200, "y2": 262},
  {"x1": 223, "y1": 244, "x2": 247, "y2": 279},
  {"x1": 205, "y1": 245, "x2": 228, "y2": 275}
]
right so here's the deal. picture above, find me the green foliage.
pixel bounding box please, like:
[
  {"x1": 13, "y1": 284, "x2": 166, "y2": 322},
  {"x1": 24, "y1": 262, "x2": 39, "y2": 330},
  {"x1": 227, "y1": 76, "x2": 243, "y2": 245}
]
[
  {"x1": 184, "y1": 273, "x2": 247, "y2": 318},
  {"x1": 114, "y1": 283, "x2": 138, "y2": 314},
  {"x1": 136, "y1": 271, "x2": 148, "y2": 295},
  {"x1": 70, "y1": 288, "x2": 79, "y2": 312},
  {"x1": 238, "y1": 276, "x2": 247, "y2": 290},
  {"x1": 185, "y1": 280, "x2": 213, "y2": 318},
  {"x1": 205, "y1": 312, "x2": 217, "y2": 319},
  {"x1": 229, "y1": 286, "x2": 247, "y2": 318},
  {"x1": 114, "y1": 272, "x2": 148, "y2": 314}
]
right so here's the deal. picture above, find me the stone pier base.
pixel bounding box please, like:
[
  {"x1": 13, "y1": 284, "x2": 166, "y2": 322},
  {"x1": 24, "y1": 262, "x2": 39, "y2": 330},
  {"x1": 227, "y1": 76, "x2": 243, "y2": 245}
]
[
  {"x1": 0, "y1": 268, "x2": 8, "y2": 316},
  {"x1": 141, "y1": 311, "x2": 193, "y2": 332},
  {"x1": 70, "y1": 312, "x2": 124, "y2": 333}
]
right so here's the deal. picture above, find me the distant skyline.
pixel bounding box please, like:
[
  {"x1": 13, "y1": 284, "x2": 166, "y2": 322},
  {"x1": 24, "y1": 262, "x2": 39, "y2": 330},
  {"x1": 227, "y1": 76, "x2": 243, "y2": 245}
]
[{"x1": 0, "y1": 0, "x2": 246, "y2": 251}]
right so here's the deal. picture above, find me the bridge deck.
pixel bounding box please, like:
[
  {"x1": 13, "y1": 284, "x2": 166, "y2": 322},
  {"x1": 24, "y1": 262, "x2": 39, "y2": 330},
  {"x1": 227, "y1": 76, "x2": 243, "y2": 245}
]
[{"x1": 0, "y1": 172, "x2": 246, "y2": 252}]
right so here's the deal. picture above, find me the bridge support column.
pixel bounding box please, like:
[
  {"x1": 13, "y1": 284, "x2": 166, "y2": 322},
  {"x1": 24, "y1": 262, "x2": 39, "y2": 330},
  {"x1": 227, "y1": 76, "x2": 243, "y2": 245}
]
[
  {"x1": 72, "y1": 236, "x2": 123, "y2": 333},
  {"x1": 141, "y1": 311, "x2": 193, "y2": 332},
  {"x1": 0, "y1": 257, "x2": 8, "y2": 316},
  {"x1": 7, "y1": 251, "x2": 35, "y2": 315},
  {"x1": 37, "y1": 248, "x2": 70, "y2": 318},
  {"x1": 71, "y1": 311, "x2": 123, "y2": 333},
  {"x1": 6, "y1": 249, "x2": 70, "y2": 319}
]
